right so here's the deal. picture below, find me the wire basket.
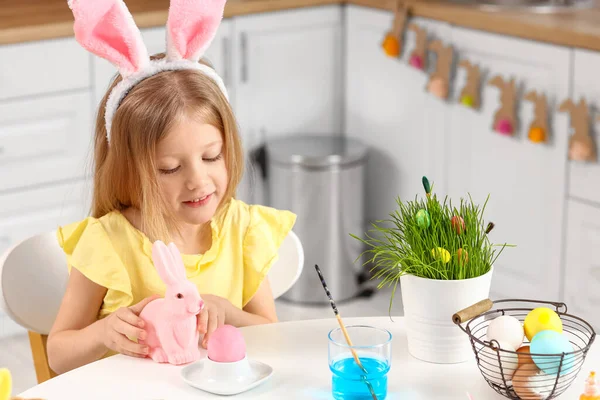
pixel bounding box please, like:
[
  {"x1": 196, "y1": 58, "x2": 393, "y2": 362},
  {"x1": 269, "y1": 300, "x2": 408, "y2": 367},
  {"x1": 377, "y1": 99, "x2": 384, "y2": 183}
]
[{"x1": 453, "y1": 299, "x2": 596, "y2": 399}]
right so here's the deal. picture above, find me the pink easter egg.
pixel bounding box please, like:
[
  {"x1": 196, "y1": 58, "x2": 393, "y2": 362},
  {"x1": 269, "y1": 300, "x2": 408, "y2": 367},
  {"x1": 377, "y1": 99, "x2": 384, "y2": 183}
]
[
  {"x1": 428, "y1": 77, "x2": 448, "y2": 99},
  {"x1": 207, "y1": 325, "x2": 246, "y2": 362},
  {"x1": 569, "y1": 140, "x2": 594, "y2": 161},
  {"x1": 409, "y1": 55, "x2": 423, "y2": 69},
  {"x1": 495, "y1": 119, "x2": 513, "y2": 135}
]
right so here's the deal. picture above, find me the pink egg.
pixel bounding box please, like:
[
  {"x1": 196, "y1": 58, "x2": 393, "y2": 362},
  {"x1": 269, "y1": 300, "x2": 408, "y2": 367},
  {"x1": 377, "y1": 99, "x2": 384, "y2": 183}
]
[
  {"x1": 207, "y1": 325, "x2": 246, "y2": 362},
  {"x1": 495, "y1": 119, "x2": 513, "y2": 135},
  {"x1": 428, "y1": 78, "x2": 448, "y2": 99},
  {"x1": 409, "y1": 55, "x2": 423, "y2": 69},
  {"x1": 569, "y1": 140, "x2": 594, "y2": 161}
]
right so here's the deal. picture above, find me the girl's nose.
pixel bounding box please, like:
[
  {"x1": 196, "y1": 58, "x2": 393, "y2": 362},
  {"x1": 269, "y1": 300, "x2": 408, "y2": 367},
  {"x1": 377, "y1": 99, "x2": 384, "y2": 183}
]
[{"x1": 185, "y1": 162, "x2": 209, "y2": 191}]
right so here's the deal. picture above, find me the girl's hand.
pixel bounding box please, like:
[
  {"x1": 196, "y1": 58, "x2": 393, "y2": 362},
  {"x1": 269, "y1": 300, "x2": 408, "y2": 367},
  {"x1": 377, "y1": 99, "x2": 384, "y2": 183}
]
[
  {"x1": 197, "y1": 294, "x2": 232, "y2": 348},
  {"x1": 98, "y1": 295, "x2": 160, "y2": 358}
]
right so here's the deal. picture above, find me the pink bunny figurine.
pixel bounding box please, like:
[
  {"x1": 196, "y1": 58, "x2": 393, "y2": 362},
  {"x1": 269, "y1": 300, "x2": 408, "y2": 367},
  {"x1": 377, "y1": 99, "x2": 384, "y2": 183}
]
[{"x1": 138, "y1": 240, "x2": 205, "y2": 365}]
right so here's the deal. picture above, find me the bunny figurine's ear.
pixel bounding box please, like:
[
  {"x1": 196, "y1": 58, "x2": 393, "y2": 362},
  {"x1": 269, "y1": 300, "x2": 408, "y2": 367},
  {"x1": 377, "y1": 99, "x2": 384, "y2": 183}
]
[
  {"x1": 167, "y1": 242, "x2": 187, "y2": 281},
  {"x1": 152, "y1": 240, "x2": 180, "y2": 286},
  {"x1": 166, "y1": 0, "x2": 227, "y2": 62},
  {"x1": 68, "y1": 0, "x2": 150, "y2": 78}
]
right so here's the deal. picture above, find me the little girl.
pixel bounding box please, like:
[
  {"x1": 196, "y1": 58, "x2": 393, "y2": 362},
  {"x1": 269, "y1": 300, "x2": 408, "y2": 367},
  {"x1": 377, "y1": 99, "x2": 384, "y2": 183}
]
[{"x1": 47, "y1": 0, "x2": 296, "y2": 374}]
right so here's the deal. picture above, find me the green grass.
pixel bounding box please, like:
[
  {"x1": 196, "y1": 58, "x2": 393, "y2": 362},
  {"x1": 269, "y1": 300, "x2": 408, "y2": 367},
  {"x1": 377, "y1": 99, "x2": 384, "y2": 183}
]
[{"x1": 351, "y1": 177, "x2": 513, "y2": 291}]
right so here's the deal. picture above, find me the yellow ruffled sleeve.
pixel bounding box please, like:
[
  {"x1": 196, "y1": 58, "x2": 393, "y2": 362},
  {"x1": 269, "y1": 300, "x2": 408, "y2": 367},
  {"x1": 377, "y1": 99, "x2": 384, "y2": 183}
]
[
  {"x1": 242, "y1": 205, "x2": 297, "y2": 307},
  {"x1": 56, "y1": 217, "x2": 133, "y2": 316}
]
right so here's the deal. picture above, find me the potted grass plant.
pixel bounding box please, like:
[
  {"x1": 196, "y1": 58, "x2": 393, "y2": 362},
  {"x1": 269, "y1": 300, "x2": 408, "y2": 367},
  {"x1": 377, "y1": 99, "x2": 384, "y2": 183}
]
[{"x1": 352, "y1": 176, "x2": 512, "y2": 364}]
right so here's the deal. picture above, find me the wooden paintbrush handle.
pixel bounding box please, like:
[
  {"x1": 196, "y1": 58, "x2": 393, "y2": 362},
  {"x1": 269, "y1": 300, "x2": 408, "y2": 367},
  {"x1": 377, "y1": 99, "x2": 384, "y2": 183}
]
[{"x1": 336, "y1": 315, "x2": 366, "y2": 371}]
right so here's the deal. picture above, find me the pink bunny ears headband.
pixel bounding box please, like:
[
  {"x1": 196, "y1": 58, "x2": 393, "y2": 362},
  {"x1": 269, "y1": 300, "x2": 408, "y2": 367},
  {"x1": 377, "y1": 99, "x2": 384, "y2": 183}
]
[{"x1": 68, "y1": 0, "x2": 229, "y2": 144}]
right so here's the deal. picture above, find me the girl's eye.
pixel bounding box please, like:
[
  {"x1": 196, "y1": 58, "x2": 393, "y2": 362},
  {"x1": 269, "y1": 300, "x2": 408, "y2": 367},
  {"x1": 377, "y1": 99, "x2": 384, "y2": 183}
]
[
  {"x1": 204, "y1": 153, "x2": 223, "y2": 163},
  {"x1": 159, "y1": 166, "x2": 180, "y2": 174}
]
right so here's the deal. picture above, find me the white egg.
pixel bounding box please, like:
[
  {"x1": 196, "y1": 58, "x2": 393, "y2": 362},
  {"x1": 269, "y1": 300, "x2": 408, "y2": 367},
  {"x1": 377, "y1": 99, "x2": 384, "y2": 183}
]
[
  {"x1": 479, "y1": 340, "x2": 520, "y2": 384},
  {"x1": 486, "y1": 315, "x2": 524, "y2": 351}
]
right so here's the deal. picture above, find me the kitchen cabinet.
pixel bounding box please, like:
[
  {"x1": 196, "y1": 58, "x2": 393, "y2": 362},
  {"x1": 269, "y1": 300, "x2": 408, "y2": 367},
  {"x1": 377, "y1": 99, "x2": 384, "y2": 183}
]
[
  {"x1": 344, "y1": 5, "x2": 451, "y2": 228},
  {"x1": 0, "y1": 92, "x2": 93, "y2": 193},
  {"x1": 0, "y1": 179, "x2": 90, "y2": 256},
  {"x1": 0, "y1": 37, "x2": 90, "y2": 102},
  {"x1": 233, "y1": 5, "x2": 343, "y2": 144},
  {"x1": 562, "y1": 49, "x2": 600, "y2": 331},
  {"x1": 446, "y1": 26, "x2": 571, "y2": 301},
  {"x1": 563, "y1": 199, "x2": 600, "y2": 331},
  {"x1": 568, "y1": 49, "x2": 600, "y2": 206},
  {"x1": 93, "y1": 21, "x2": 233, "y2": 109},
  {"x1": 232, "y1": 5, "x2": 343, "y2": 204}
]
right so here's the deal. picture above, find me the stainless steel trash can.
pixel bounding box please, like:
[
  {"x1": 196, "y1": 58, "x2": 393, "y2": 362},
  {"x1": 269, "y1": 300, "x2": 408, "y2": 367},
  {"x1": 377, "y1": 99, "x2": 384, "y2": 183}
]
[{"x1": 265, "y1": 135, "x2": 368, "y2": 304}]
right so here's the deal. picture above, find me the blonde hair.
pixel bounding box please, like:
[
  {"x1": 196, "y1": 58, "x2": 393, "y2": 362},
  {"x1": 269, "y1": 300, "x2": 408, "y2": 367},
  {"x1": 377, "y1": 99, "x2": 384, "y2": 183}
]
[{"x1": 91, "y1": 54, "x2": 243, "y2": 242}]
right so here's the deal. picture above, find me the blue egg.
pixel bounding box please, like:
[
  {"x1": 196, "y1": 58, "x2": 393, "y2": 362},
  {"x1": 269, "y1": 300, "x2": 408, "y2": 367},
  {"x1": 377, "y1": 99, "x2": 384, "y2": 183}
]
[{"x1": 530, "y1": 330, "x2": 575, "y2": 376}]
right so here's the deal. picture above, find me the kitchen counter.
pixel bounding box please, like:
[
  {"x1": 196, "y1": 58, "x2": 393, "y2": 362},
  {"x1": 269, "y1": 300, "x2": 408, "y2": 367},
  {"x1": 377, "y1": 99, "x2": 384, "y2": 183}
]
[{"x1": 1, "y1": 0, "x2": 600, "y2": 51}]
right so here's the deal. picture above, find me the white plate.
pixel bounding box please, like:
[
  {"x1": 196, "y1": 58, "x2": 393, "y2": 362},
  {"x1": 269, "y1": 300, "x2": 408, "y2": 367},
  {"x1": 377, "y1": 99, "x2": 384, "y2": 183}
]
[{"x1": 181, "y1": 358, "x2": 273, "y2": 396}]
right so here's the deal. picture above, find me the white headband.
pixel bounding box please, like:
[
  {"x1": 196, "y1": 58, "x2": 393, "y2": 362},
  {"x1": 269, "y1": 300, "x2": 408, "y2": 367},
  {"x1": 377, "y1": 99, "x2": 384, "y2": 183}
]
[
  {"x1": 105, "y1": 59, "x2": 229, "y2": 142},
  {"x1": 68, "y1": 0, "x2": 229, "y2": 144}
]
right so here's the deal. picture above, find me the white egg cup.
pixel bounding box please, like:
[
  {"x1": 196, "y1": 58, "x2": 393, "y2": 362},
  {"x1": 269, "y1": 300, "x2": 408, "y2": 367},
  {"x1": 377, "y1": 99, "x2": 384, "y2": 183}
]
[{"x1": 181, "y1": 354, "x2": 273, "y2": 396}]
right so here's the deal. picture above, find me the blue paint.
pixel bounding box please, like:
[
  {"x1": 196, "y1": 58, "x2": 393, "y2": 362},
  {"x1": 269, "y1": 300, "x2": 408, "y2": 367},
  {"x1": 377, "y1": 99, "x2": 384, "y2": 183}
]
[{"x1": 330, "y1": 356, "x2": 389, "y2": 399}]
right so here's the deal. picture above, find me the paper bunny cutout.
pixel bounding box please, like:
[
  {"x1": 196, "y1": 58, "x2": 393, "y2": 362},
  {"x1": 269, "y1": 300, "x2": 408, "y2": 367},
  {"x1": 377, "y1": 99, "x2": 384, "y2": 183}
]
[
  {"x1": 68, "y1": 0, "x2": 229, "y2": 142},
  {"x1": 458, "y1": 60, "x2": 481, "y2": 109},
  {"x1": 559, "y1": 98, "x2": 597, "y2": 162},
  {"x1": 381, "y1": 0, "x2": 408, "y2": 58},
  {"x1": 427, "y1": 40, "x2": 453, "y2": 100},
  {"x1": 524, "y1": 90, "x2": 549, "y2": 144},
  {"x1": 138, "y1": 240, "x2": 205, "y2": 365},
  {"x1": 488, "y1": 75, "x2": 518, "y2": 136},
  {"x1": 408, "y1": 24, "x2": 428, "y2": 70}
]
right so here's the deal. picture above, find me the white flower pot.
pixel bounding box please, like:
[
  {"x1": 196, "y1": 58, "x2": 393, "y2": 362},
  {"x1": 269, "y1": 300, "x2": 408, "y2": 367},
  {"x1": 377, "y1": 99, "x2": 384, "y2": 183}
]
[{"x1": 400, "y1": 267, "x2": 493, "y2": 364}]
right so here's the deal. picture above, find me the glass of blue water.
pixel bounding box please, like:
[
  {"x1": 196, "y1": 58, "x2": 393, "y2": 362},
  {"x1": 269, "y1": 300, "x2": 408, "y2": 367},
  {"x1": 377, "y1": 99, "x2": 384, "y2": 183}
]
[{"x1": 328, "y1": 325, "x2": 392, "y2": 400}]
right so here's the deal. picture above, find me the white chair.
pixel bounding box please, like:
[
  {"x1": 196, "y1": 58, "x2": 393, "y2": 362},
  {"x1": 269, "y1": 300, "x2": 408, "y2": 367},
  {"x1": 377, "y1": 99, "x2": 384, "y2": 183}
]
[
  {"x1": 0, "y1": 229, "x2": 304, "y2": 383},
  {"x1": 268, "y1": 230, "x2": 304, "y2": 300},
  {"x1": 0, "y1": 231, "x2": 66, "y2": 383}
]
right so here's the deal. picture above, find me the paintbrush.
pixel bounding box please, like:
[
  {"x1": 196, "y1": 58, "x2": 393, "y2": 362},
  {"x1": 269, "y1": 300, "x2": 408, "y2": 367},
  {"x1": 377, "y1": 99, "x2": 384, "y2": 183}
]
[{"x1": 314, "y1": 264, "x2": 378, "y2": 400}]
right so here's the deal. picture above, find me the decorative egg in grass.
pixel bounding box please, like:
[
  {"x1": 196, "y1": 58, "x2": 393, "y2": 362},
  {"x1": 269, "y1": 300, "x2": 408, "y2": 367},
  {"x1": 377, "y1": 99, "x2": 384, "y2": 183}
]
[
  {"x1": 451, "y1": 215, "x2": 465, "y2": 234},
  {"x1": 524, "y1": 307, "x2": 563, "y2": 341},
  {"x1": 480, "y1": 340, "x2": 520, "y2": 382},
  {"x1": 431, "y1": 247, "x2": 450, "y2": 264},
  {"x1": 486, "y1": 315, "x2": 524, "y2": 351},
  {"x1": 415, "y1": 209, "x2": 431, "y2": 228},
  {"x1": 530, "y1": 330, "x2": 575, "y2": 376},
  {"x1": 457, "y1": 248, "x2": 468, "y2": 266}
]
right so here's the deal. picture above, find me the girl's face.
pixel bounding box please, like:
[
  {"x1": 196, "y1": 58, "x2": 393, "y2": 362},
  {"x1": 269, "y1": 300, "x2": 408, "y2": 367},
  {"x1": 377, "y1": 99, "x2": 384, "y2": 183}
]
[{"x1": 155, "y1": 115, "x2": 228, "y2": 227}]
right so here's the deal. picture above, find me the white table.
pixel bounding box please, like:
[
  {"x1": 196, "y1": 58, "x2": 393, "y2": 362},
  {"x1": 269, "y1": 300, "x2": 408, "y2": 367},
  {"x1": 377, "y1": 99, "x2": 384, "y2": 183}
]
[{"x1": 19, "y1": 317, "x2": 599, "y2": 399}]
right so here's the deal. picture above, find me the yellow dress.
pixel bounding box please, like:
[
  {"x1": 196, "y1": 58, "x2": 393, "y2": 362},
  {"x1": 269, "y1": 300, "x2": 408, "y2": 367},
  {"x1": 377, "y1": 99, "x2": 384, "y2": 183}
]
[{"x1": 56, "y1": 198, "x2": 297, "y2": 319}]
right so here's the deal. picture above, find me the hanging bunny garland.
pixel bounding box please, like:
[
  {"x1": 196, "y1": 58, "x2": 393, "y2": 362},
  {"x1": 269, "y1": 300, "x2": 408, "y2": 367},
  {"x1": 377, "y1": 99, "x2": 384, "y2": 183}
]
[
  {"x1": 381, "y1": 1, "x2": 597, "y2": 162},
  {"x1": 68, "y1": 0, "x2": 230, "y2": 144}
]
